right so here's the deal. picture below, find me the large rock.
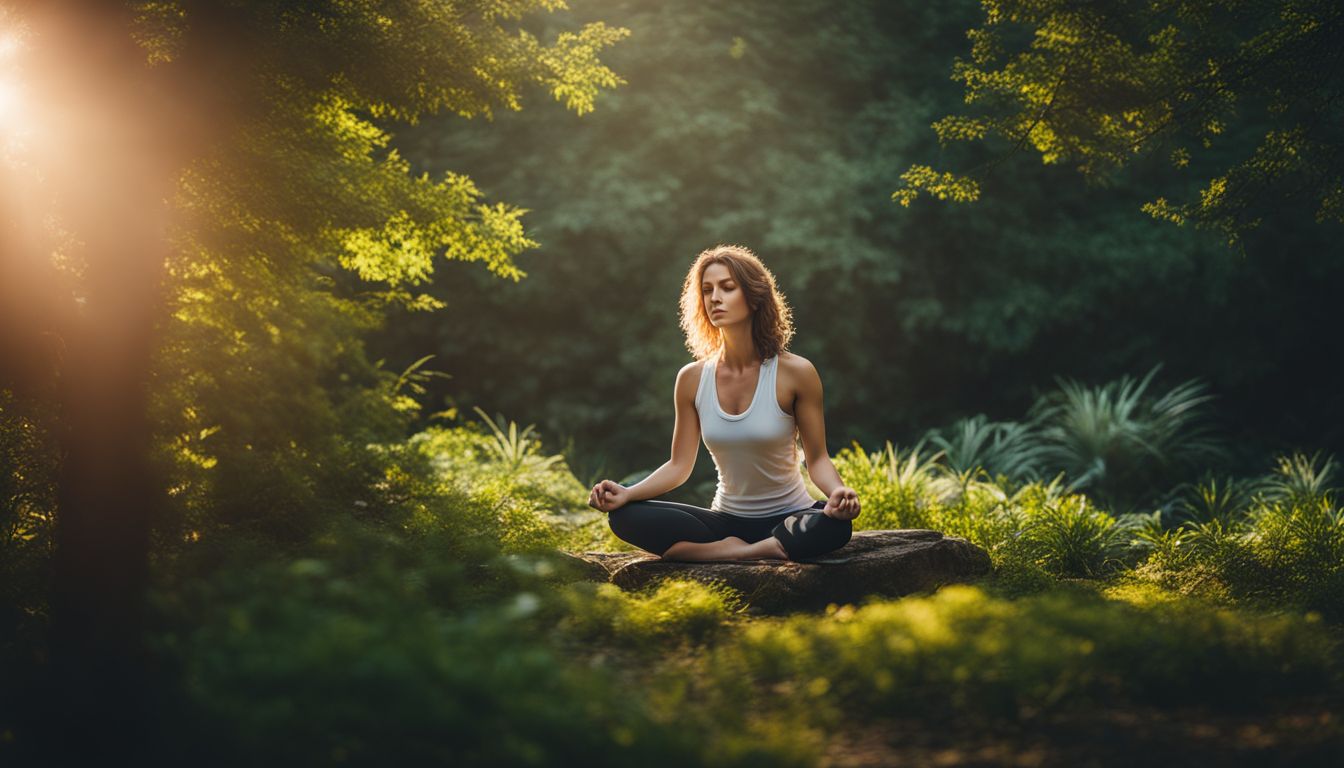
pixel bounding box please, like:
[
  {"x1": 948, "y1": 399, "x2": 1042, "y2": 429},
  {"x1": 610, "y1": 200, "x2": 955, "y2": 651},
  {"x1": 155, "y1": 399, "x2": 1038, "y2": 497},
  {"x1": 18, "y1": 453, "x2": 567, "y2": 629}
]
[{"x1": 564, "y1": 530, "x2": 992, "y2": 614}]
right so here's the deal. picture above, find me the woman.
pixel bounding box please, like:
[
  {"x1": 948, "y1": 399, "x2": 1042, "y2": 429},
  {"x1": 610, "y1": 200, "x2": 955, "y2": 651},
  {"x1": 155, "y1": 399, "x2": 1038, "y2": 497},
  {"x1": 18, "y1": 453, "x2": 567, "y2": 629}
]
[{"x1": 588, "y1": 243, "x2": 860, "y2": 562}]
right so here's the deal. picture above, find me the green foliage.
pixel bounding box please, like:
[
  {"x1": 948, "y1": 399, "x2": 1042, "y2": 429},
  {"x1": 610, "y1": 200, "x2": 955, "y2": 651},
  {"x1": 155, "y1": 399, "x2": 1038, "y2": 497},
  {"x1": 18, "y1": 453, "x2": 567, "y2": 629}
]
[
  {"x1": 471, "y1": 405, "x2": 567, "y2": 478},
  {"x1": 0, "y1": 389, "x2": 59, "y2": 630},
  {"x1": 893, "y1": 162, "x2": 980, "y2": 206},
  {"x1": 554, "y1": 579, "x2": 745, "y2": 651},
  {"x1": 835, "y1": 421, "x2": 1344, "y2": 617},
  {"x1": 141, "y1": 0, "x2": 629, "y2": 548},
  {"x1": 1028, "y1": 365, "x2": 1224, "y2": 511},
  {"x1": 706, "y1": 584, "x2": 1342, "y2": 724},
  {"x1": 834, "y1": 431, "x2": 1138, "y2": 585},
  {"x1": 1016, "y1": 495, "x2": 1131, "y2": 579},
  {"x1": 1136, "y1": 451, "x2": 1344, "y2": 621},
  {"x1": 382, "y1": 0, "x2": 1344, "y2": 480},
  {"x1": 832, "y1": 439, "x2": 952, "y2": 530},
  {"x1": 898, "y1": 0, "x2": 1344, "y2": 247},
  {"x1": 1245, "y1": 494, "x2": 1344, "y2": 614},
  {"x1": 144, "y1": 516, "x2": 703, "y2": 767},
  {"x1": 827, "y1": 362, "x2": 1344, "y2": 614},
  {"x1": 359, "y1": 428, "x2": 572, "y2": 558},
  {"x1": 923, "y1": 413, "x2": 1048, "y2": 480},
  {"x1": 399, "y1": 419, "x2": 621, "y2": 553},
  {"x1": 1170, "y1": 474, "x2": 1266, "y2": 526},
  {"x1": 129, "y1": 1, "x2": 630, "y2": 122},
  {"x1": 1262, "y1": 450, "x2": 1338, "y2": 506}
]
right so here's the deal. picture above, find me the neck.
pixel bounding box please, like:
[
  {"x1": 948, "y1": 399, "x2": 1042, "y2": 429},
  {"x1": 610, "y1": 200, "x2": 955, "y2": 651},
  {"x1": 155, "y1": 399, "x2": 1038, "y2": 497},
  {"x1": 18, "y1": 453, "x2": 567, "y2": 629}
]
[{"x1": 717, "y1": 324, "x2": 759, "y2": 370}]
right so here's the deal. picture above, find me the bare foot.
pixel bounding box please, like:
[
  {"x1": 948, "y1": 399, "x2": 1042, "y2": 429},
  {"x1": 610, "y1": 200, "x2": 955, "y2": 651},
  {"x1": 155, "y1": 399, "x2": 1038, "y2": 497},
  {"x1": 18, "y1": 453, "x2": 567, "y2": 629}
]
[
  {"x1": 738, "y1": 536, "x2": 789, "y2": 561},
  {"x1": 662, "y1": 536, "x2": 789, "y2": 562},
  {"x1": 662, "y1": 536, "x2": 750, "y2": 561}
]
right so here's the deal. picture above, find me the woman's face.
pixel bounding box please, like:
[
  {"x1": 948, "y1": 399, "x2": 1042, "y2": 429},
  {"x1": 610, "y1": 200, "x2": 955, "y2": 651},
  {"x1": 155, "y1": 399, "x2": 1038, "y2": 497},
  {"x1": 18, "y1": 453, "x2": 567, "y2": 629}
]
[{"x1": 702, "y1": 262, "x2": 750, "y2": 327}]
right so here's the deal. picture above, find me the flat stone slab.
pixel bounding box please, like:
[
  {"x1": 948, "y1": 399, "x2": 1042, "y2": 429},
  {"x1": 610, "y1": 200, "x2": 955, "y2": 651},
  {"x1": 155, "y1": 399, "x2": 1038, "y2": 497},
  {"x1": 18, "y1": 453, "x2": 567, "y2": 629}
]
[{"x1": 562, "y1": 529, "x2": 992, "y2": 614}]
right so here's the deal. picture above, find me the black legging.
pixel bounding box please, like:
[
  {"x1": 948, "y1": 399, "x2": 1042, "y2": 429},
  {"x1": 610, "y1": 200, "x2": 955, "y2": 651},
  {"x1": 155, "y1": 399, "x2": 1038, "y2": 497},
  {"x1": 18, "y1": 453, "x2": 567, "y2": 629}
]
[{"x1": 607, "y1": 497, "x2": 853, "y2": 560}]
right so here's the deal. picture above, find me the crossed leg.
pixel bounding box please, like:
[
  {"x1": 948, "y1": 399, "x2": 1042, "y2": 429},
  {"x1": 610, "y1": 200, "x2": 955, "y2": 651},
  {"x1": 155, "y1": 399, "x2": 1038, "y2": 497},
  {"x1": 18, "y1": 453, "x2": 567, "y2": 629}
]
[
  {"x1": 662, "y1": 535, "x2": 788, "y2": 562},
  {"x1": 606, "y1": 500, "x2": 791, "y2": 562}
]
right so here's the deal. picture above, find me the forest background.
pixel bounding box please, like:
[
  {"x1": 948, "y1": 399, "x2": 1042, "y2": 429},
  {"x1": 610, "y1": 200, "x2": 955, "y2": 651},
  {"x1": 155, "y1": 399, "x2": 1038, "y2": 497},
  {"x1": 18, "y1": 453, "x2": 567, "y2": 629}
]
[
  {"x1": 3, "y1": 0, "x2": 1343, "y2": 764},
  {"x1": 386, "y1": 0, "x2": 1343, "y2": 496}
]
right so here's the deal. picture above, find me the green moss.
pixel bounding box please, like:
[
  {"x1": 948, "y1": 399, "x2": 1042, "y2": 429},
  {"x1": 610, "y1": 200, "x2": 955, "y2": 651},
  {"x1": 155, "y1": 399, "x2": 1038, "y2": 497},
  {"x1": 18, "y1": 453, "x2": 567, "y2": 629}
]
[{"x1": 555, "y1": 578, "x2": 745, "y2": 650}]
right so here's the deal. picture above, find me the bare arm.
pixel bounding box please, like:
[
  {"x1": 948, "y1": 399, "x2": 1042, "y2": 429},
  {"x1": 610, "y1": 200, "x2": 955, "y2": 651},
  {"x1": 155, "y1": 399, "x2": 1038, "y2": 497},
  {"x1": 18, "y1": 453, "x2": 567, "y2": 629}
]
[
  {"x1": 793, "y1": 357, "x2": 860, "y2": 519},
  {"x1": 624, "y1": 362, "x2": 702, "y2": 503}
]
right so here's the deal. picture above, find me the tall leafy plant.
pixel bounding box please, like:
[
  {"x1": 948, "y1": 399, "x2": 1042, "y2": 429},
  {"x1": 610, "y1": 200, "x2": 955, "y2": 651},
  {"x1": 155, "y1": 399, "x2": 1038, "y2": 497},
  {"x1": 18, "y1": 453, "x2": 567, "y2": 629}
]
[
  {"x1": 1028, "y1": 365, "x2": 1225, "y2": 512},
  {"x1": 471, "y1": 406, "x2": 567, "y2": 478},
  {"x1": 923, "y1": 414, "x2": 1047, "y2": 481}
]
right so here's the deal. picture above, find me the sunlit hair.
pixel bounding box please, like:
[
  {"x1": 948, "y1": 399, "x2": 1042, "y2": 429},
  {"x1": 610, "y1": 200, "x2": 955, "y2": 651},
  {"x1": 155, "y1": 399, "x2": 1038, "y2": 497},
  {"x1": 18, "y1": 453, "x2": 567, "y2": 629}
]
[{"x1": 679, "y1": 244, "x2": 795, "y2": 362}]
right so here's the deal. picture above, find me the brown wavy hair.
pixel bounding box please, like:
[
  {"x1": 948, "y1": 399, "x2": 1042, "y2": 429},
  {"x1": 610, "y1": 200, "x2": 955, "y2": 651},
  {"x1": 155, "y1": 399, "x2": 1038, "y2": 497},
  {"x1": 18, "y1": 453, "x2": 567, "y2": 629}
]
[{"x1": 679, "y1": 244, "x2": 795, "y2": 362}]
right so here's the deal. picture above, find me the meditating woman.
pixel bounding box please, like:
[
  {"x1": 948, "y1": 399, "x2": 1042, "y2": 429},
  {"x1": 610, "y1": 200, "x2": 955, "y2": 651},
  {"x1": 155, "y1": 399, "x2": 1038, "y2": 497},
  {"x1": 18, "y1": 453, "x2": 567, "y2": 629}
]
[{"x1": 588, "y1": 243, "x2": 860, "y2": 562}]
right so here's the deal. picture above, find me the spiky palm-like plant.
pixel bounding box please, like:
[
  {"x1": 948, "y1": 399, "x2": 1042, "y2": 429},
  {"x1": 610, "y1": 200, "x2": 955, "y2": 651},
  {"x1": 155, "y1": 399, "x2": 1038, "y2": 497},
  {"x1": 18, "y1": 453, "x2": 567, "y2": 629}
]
[
  {"x1": 1018, "y1": 495, "x2": 1130, "y2": 578},
  {"x1": 834, "y1": 439, "x2": 947, "y2": 529},
  {"x1": 471, "y1": 406, "x2": 566, "y2": 478},
  {"x1": 1028, "y1": 365, "x2": 1225, "y2": 513},
  {"x1": 924, "y1": 414, "x2": 1048, "y2": 481},
  {"x1": 1260, "y1": 451, "x2": 1338, "y2": 507},
  {"x1": 1171, "y1": 474, "x2": 1267, "y2": 527}
]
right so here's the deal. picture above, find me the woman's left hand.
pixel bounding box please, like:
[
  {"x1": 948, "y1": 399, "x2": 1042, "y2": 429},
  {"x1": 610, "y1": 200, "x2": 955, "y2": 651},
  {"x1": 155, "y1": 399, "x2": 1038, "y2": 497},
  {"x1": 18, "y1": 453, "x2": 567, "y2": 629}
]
[{"x1": 822, "y1": 486, "x2": 860, "y2": 521}]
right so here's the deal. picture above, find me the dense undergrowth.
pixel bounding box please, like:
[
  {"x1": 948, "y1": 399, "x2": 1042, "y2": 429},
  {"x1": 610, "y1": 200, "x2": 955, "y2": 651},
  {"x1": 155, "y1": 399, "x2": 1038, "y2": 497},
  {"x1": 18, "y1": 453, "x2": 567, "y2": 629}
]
[
  {"x1": 135, "y1": 411, "x2": 1344, "y2": 764},
  {"x1": 5, "y1": 372, "x2": 1344, "y2": 765}
]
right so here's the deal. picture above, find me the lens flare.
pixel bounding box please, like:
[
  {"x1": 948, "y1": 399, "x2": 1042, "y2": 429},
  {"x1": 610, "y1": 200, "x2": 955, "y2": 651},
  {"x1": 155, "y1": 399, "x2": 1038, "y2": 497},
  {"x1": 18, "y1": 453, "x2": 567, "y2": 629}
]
[{"x1": 0, "y1": 23, "x2": 29, "y2": 156}]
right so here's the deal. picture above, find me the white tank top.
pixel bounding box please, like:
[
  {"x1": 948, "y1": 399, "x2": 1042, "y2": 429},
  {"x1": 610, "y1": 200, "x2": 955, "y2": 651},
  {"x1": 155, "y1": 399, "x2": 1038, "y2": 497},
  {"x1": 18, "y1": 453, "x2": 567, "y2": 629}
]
[{"x1": 695, "y1": 354, "x2": 817, "y2": 517}]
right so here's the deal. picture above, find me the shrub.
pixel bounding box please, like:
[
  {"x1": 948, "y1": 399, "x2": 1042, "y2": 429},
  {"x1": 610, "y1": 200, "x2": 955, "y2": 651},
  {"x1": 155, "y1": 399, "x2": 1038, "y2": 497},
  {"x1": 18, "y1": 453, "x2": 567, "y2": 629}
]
[
  {"x1": 143, "y1": 516, "x2": 706, "y2": 767},
  {"x1": 1027, "y1": 365, "x2": 1225, "y2": 513},
  {"x1": 1260, "y1": 450, "x2": 1338, "y2": 507},
  {"x1": 1170, "y1": 474, "x2": 1266, "y2": 527},
  {"x1": 836, "y1": 436, "x2": 1135, "y2": 588},
  {"x1": 707, "y1": 584, "x2": 1342, "y2": 725},
  {"x1": 398, "y1": 420, "x2": 618, "y2": 553},
  {"x1": 922, "y1": 414, "x2": 1048, "y2": 481},
  {"x1": 407, "y1": 420, "x2": 588, "y2": 513},
  {"x1": 554, "y1": 578, "x2": 745, "y2": 650},
  {"x1": 1017, "y1": 493, "x2": 1137, "y2": 578},
  {"x1": 832, "y1": 439, "x2": 947, "y2": 530},
  {"x1": 1134, "y1": 452, "x2": 1344, "y2": 621}
]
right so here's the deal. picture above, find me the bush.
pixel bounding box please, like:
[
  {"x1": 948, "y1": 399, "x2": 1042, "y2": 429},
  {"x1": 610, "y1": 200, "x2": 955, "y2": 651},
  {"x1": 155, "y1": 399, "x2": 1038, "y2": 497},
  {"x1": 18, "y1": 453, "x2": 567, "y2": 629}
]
[
  {"x1": 406, "y1": 421, "x2": 588, "y2": 512},
  {"x1": 554, "y1": 578, "x2": 745, "y2": 650},
  {"x1": 1016, "y1": 494, "x2": 1133, "y2": 578},
  {"x1": 706, "y1": 584, "x2": 1343, "y2": 725},
  {"x1": 1134, "y1": 451, "x2": 1344, "y2": 621},
  {"x1": 143, "y1": 516, "x2": 706, "y2": 767},
  {"x1": 834, "y1": 438, "x2": 1140, "y2": 588},
  {"x1": 832, "y1": 439, "x2": 948, "y2": 530},
  {"x1": 1027, "y1": 365, "x2": 1225, "y2": 513},
  {"x1": 922, "y1": 414, "x2": 1048, "y2": 481},
  {"x1": 401, "y1": 421, "x2": 628, "y2": 553}
]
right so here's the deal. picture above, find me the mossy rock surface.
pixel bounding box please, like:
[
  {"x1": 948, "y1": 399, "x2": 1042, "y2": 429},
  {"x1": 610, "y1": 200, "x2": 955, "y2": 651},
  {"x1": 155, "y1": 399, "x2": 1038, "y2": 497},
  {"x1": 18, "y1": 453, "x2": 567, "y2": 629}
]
[{"x1": 565, "y1": 530, "x2": 992, "y2": 614}]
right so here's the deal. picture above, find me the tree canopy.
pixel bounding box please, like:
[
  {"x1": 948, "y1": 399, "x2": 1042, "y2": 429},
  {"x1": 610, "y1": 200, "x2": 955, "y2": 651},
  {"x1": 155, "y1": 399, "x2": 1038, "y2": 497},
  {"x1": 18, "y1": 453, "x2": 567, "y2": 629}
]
[
  {"x1": 133, "y1": 0, "x2": 629, "y2": 538},
  {"x1": 895, "y1": 0, "x2": 1344, "y2": 248}
]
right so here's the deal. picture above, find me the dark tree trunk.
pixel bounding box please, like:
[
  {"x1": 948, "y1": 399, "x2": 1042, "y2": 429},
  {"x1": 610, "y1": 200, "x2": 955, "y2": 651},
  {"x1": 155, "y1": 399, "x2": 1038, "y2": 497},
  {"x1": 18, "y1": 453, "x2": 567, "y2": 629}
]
[
  {"x1": 3, "y1": 1, "x2": 264, "y2": 759},
  {"x1": 20, "y1": 5, "x2": 170, "y2": 760}
]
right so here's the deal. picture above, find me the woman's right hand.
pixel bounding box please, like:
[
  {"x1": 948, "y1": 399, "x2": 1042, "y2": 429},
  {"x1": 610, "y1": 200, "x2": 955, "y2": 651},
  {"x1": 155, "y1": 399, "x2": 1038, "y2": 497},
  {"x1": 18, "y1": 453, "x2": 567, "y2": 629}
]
[{"x1": 588, "y1": 479, "x2": 630, "y2": 513}]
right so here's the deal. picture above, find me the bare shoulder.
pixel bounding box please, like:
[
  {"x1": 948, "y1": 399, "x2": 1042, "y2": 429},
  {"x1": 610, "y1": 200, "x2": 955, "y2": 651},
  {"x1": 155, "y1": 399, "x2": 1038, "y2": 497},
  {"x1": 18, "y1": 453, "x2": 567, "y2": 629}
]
[
  {"x1": 777, "y1": 351, "x2": 820, "y2": 386},
  {"x1": 677, "y1": 359, "x2": 707, "y2": 381},
  {"x1": 675, "y1": 360, "x2": 707, "y2": 398}
]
